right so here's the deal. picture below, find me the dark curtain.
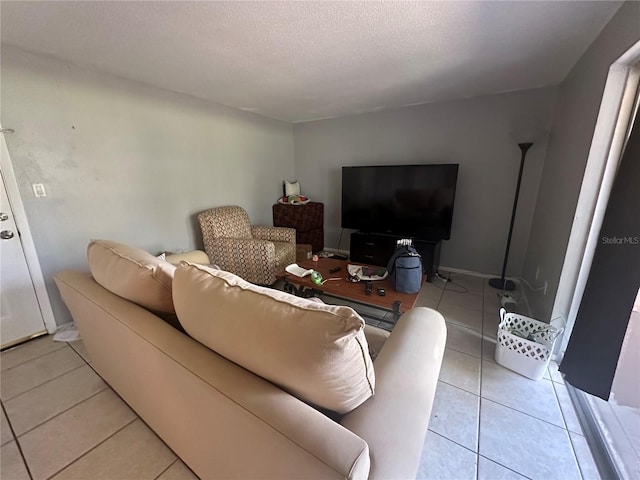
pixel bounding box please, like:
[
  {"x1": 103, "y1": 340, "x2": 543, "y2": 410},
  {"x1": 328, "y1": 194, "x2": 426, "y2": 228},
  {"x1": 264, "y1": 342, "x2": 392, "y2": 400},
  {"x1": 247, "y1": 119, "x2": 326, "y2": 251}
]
[{"x1": 560, "y1": 109, "x2": 640, "y2": 400}]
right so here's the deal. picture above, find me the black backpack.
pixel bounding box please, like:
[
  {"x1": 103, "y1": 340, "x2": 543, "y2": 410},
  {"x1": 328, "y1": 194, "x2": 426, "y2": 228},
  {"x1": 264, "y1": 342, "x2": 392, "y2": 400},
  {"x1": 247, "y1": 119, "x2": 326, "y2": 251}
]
[{"x1": 386, "y1": 245, "x2": 423, "y2": 293}]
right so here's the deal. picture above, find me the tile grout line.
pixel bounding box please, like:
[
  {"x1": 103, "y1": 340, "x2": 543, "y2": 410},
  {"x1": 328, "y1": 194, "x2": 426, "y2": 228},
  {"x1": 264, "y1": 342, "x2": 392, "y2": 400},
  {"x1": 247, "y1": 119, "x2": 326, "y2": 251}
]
[
  {"x1": 0, "y1": 341, "x2": 67, "y2": 373},
  {"x1": 477, "y1": 453, "x2": 535, "y2": 480},
  {"x1": 481, "y1": 396, "x2": 575, "y2": 431},
  {"x1": 153, "y1": 458, "x2": 180, "y2": 480},
  {"x1": 154, "y1": 458, "x2": 180, "y2": 480},
  {"x1": 550, "y1": 379, "x2": 584, "y2": 436},
  {"x1": 14, "y1": 385, "x2": 110, "y2": 439},
  {"x1": 427, "y1": 428, "x2": 479, "y2": 457},
  {"x1": 2, "y1": 361, "x2": 88, "y2": 403},
  {"x1": 547, "y1": 374, "x2": 570, "y2": 433},
  {"x1": 444, "y1": 343, "x2": 482, "y2": 360},
  {"x1": 476, "y1": 281, "x2": 486, "y2": 480},
  {"x1": 1, "y1": 400, "x2": 34, "y2": 480},
  {"x1": 444, "y1": 319, "x2": 483, "y2": 334},
  {"x1": 43, "y1": 417, "x2": 139, "y2": 480},
  {"x1": 66, "y1": 341, "x2": 91, "y2": 364},
  {"x1": 550, "y1": 380, "x2": 592, "y2": 480},
  {"x1": 565, "y1": 424, "x2": 589, "y2": 480}
]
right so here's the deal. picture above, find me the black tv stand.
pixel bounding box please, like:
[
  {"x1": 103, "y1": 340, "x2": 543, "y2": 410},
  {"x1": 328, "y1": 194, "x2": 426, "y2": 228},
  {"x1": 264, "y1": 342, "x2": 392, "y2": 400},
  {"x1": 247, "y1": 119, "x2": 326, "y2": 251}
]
[{"x1": 349, "y1": 232, "x2": 441, "y2": 282}]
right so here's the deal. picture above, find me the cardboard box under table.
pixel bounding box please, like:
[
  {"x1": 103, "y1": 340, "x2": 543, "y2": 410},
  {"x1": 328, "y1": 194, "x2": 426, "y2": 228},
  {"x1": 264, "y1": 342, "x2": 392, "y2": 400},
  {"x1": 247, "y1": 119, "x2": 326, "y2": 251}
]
[{"x1": 296, "y1": 244, "x2": 313, "y2": 262}]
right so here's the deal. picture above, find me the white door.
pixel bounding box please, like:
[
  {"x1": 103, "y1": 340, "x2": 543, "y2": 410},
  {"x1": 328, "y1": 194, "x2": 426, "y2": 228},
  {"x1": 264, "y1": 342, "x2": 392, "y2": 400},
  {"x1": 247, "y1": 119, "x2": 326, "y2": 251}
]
[{"x1": 0, "y1": 148, "x2": 47, "y2": 348}]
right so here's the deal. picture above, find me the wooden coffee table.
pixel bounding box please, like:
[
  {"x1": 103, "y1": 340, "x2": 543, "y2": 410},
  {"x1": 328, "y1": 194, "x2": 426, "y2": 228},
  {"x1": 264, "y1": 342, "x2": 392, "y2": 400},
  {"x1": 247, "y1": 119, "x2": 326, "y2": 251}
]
[{"x1": 276, "y1": 258, "x2": 423, "y2": 328}]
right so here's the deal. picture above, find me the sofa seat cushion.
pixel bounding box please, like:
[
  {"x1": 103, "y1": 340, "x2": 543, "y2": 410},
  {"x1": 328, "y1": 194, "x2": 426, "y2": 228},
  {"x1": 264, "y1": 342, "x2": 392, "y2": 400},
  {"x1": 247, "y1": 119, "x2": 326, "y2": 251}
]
[
  {"x1": 87, "y1": 239, "x2": 176, "y2": 313},
  {"x1": 173, "y1": 263, "x2": 375, "y2": 414}
]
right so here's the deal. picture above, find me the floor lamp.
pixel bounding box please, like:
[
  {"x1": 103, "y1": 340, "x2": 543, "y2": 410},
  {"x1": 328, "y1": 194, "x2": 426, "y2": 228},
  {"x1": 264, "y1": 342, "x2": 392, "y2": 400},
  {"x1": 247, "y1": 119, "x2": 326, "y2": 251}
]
[{"x1": 489, "y1": 142, "x2": 534, "y2": 291}]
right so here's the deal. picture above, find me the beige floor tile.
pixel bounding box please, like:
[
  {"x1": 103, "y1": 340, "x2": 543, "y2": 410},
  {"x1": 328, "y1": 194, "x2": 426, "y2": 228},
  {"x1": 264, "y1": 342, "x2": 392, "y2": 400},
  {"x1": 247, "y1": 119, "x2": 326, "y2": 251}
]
[
  {"x1": 483, "y1": 290, "x2": 503, "y2": 315},
  {"x1": 479, "y1": 399, "x2": 581, "y2": 480},
  {"x1": 1, "y1": 347, "x2": 84, "y2": 400},
  {"x1": 482, "y1": 311, "x2": 501, "y2": 339},
  {"x1": 52, "y1": 419, "x2": 175, "y2": 480},
  {"x1": 67, "y1": 340, "x2": 91, "y2": 364},
  {"x1": 422, "y1": 282, "x2": 444, "y2": 295},
  {"x1": 552, "y1": 382, "x2": 583, "y2": 435},
  {"x1": 481, "y1": 360, "x2": 565, "y2": 427},
  {"x1": 157, "y1": 460, "x2": 200, "y2": 480},
  {"x1": 445, "y1": 322, "x2": 483, "y2": 358},
  {"x1": 416, "y1": 283, "x2": 444, "y2": 308},
  {"x1": 482, "y1": 337, "x2": 498, "y2": 362},
  {"x1": 477, "y1": 456, "x2": 528, "y2": 480},
  {"x1": 438, "y1": 348, "x2": 481, "y2": 395},
  {"x1": 19, "y1": 389, "x2": 136, "y2": 480},
  {"x1": 5, "y1": 365, "x2": 107, "y2": 435},
  {"x1": 1, "y1": 441, "x2": 30, "y2": 480},
  {"x1": 1, "y1": 407, "x2": 14, "y2": 446},
  {"x1": 1, "y1": 335, "x2": 65, "y2": 372},
  {"x1": 569, "y1": 432, "x2": 601, "y2": 480},
  {"x1": 445, "y1": 274, "x2": 485, "y2": 295},
  {"x1": 429, "y1": 381, "x2": 480, "y2": 452},
  {"x1": 437, "y1": 303, "x2": 483, "y2": 332},
  {"x1": 440, "y1": 289, "x2": 483, "y2": 312},
  {"x1": 417, "y1": 431, "x2": 477, "y2": 480}
]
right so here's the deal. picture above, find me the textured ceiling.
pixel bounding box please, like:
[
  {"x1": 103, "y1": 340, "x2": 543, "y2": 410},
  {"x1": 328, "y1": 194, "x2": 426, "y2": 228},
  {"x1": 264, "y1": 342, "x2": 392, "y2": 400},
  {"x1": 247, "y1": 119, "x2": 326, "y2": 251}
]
[{"x1": 1, "y1": 1, "x2": 622, "y2": 123}]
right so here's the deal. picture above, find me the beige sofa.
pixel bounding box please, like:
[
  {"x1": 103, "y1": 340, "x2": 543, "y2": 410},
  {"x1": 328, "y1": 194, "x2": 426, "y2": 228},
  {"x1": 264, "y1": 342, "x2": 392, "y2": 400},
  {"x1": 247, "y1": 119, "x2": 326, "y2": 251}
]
[{"x1": 54, "y1": 243, "x2": 446, "y2": 480}]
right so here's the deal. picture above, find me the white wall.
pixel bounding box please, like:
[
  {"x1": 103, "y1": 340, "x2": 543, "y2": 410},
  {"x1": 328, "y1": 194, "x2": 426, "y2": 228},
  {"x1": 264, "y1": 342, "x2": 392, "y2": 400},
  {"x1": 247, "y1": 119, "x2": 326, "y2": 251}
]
[
  {"x1": 522, "y1": 1, "x2": 640, "y2": 322},
  {"x1": 293, "y1": 88, "x2": 557, "y2": 276},
  {"x1": 1, "y1": 46, "x2": 294, "y2": 325}
]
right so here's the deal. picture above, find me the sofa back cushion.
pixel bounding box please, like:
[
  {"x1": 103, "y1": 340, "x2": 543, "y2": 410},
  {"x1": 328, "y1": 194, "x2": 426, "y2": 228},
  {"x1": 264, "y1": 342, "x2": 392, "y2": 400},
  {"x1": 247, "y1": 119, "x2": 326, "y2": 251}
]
[
  {"x1": 173, "y1": 263, "x2": 375, "y2": 414},
  {"x1": 87, "y1": 239, "x2": 175, "y2": 313}
]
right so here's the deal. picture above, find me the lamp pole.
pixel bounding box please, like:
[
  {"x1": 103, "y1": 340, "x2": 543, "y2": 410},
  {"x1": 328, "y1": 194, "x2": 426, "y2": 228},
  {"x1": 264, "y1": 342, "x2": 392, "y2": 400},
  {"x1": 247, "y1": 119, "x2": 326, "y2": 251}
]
[{"x1": 489, "y1": 142, "x2": 533, "y2": 291}]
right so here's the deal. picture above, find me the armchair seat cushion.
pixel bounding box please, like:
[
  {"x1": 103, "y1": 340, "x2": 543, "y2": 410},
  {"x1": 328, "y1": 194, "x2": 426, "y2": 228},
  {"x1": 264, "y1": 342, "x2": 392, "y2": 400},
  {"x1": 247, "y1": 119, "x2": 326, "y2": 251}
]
[{"x1": 173, "y1": 263, "x2": 375, "y2": 414}]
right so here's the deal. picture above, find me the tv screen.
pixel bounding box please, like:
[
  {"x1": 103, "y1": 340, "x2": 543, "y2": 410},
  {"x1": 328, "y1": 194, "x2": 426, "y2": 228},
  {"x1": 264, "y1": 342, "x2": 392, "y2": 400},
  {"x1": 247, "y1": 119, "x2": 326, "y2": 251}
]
[{"x1": 341, "y1": 164, "x2": 459, "y2": 240}]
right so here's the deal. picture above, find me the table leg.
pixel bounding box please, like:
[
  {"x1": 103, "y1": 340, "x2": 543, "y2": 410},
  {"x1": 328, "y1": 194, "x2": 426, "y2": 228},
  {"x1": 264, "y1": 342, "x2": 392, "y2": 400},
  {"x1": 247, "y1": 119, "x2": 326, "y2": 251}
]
[{"x1": 283, "y1": 281, "x2": 319, "y2": 299}]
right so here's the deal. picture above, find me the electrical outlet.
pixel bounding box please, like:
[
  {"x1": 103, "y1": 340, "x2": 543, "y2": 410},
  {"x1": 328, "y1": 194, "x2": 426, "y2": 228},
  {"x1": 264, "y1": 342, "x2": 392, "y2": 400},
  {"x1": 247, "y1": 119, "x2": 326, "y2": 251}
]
[{"x1": 32, "y1": 183, "x2": 46, "y2": 198}]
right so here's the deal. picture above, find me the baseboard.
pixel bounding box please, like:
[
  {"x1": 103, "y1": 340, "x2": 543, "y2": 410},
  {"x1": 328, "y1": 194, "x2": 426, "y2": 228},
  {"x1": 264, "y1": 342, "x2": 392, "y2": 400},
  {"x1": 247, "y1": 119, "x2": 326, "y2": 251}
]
[
  {"x1": 321, "y1": 247, "x2": 350, "y2": 256},
  {"x1": 438, "y1": 265, "x2": 497, "y2": 279}
]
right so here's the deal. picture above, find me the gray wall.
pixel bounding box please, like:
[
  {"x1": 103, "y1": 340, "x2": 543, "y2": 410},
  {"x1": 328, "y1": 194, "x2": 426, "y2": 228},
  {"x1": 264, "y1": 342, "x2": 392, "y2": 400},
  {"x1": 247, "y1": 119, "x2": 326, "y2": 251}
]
[
  {"x1": 293, "y1": 88, "x2": 557, "y2": 276},
  {"x1": 522, "y1": 1, "x2": 640, "y2": 321},
  {"x1": 1, "y1": 46, "x2": 294, "y2": 325}
]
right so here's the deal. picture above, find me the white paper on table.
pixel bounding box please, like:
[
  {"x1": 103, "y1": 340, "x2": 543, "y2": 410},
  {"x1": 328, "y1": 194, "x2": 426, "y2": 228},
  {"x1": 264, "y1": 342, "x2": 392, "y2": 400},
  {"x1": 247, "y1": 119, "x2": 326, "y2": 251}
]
[{"x1": 285, "y1": 263, "x2": 314, "y2": 278}]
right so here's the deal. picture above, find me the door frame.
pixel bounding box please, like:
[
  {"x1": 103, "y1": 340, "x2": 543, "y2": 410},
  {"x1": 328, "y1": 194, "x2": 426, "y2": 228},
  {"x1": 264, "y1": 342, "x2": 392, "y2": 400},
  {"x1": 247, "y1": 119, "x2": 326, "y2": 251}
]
[
  {"x1": 1, "y1": 127, "x2": 57, "y2": 335},
  {"x1": 554, "y1": 40, "x2": 640, "y2": 354}
]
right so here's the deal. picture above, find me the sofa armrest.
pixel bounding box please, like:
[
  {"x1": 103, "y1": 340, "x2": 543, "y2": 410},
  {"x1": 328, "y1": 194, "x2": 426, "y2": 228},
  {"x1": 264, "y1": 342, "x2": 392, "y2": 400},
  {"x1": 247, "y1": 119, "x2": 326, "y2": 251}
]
[
  {"x1": 252, "y1": 225, "x2": 296, "y2": 244},
  {"x1": 340, "y1": 307, "x2": 447, "y2": 480},
  {"x1": 165, "y1": 250, "x2": 210, "y2": 265}
]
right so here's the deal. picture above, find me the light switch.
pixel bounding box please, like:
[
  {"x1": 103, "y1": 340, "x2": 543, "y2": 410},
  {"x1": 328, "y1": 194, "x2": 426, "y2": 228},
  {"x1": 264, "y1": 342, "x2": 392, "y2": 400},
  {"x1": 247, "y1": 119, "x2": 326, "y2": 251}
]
[{"x1": 32, "y1": 183, "x2": 47, "y2": 198}]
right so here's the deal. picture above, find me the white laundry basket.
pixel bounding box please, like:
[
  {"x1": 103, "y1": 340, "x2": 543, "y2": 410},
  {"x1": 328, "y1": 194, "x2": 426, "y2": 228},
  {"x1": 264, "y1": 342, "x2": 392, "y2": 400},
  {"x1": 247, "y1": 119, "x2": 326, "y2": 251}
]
[{"x1": 495, "y1": 308, "x2": 562, "y2": 380}]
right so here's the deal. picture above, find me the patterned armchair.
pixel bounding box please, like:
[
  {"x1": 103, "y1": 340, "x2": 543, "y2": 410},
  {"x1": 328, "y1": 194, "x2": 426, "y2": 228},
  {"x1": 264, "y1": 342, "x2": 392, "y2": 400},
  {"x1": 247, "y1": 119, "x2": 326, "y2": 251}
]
[{"x1": 198, "y1": 206, "x2": 296, "y2": 285}]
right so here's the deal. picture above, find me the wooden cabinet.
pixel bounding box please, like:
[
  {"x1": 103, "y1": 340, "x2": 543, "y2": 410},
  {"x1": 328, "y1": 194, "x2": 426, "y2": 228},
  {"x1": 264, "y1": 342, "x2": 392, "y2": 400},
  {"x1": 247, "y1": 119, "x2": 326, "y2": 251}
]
[
  {"x1": 350, "y1": 232, "x2": 440, "y2": 282},
  {"x1": 272, "y1": 202, "x2": 324, "y2": 253}
]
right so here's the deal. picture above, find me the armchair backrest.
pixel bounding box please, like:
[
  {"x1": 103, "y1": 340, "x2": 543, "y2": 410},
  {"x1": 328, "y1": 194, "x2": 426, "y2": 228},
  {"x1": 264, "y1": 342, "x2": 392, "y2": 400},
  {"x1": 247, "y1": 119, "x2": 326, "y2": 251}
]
[{"x1": 198, "y1": 206, "x2": 253, "y2": 240}]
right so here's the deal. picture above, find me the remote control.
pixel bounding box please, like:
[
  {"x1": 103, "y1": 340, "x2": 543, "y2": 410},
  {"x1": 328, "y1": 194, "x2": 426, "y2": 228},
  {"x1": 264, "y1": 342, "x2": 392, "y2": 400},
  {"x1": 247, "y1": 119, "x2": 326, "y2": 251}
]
[
  {"x1": 365, "y1": 281, "x2": 373, "y2": 295},
  {"x1": 329, "y1": 266, "x2": 342, "y2": 274},
  {"x1": 377, "y1": 287, "x2": 385, "y2": 296}
]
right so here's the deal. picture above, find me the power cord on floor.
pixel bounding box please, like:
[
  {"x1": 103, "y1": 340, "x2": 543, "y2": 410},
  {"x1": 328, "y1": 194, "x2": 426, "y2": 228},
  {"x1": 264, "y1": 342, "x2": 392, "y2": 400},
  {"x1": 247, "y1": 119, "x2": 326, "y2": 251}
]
[{"x1": 432, "y1": 271, "x2": 468, "y2": 293}]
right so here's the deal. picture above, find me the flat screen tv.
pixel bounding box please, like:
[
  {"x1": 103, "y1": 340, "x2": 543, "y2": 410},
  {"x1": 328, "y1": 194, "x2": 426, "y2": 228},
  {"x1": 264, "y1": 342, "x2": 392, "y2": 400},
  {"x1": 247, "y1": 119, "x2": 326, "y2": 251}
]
[{"x1": 341, "y1": 164, "x2": 459, "y2": 240}]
